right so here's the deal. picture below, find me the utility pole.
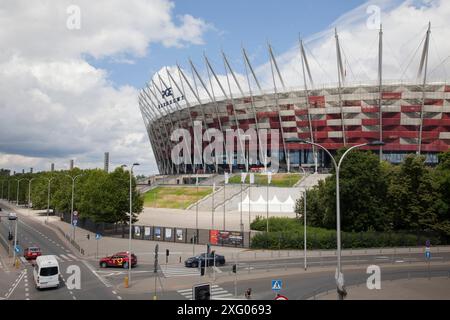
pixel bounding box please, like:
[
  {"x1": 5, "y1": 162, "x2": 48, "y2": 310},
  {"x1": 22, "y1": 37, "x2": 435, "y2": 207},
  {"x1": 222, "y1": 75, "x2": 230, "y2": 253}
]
[
  {"x1": 378, "y1": 24, "x2": 384, "y2": 162},
  {"x1": 154, "y1": 244, "x2": 159, "y2": 300},
  {"x1": 304, "y1": 189, "x2": 307, "y2": 271}
]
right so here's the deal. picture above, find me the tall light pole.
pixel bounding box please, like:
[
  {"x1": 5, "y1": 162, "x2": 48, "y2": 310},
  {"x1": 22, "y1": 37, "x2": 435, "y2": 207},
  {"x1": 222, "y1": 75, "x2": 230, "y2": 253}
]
[
  {"x1": 122, "y1": 163, "x2": 140, "y2": 287},
  {"x1": 7, "y1": 180, "x2": 11, "y2": 202},
  {"x1": 46, "y1": 177, "x2": 55, "y2": 222},
  {"x1": 303, "y1": 188, "x2": 307, "y2": 271},
  {"x1": 287, "y1": 137, "x2": 384, "y2": 299},
  {"x1": 28, "y1": 178, "x2": 37, "y2": 208},
  {"x1": 11, "y1": 216, "x2": 18, "y2": 265},
  {"x1": 1, "y1": 180, "x2": 5, "y2": 199},
  {"x1": 66, "y1": 174, "x2": 83, "y2": 240},
  {"x1": 16, "y1": 178, "x2": 29, "y2": 206}
]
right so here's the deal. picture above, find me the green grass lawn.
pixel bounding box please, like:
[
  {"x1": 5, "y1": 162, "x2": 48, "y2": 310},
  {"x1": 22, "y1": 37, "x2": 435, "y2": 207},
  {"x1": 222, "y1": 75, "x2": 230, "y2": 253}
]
[
  {"x1": 228, "y1": 173, "x2": 302, "y2": 187},
  {"x1": 144, "y1": 186, "x2": 213, "y2": 209}
]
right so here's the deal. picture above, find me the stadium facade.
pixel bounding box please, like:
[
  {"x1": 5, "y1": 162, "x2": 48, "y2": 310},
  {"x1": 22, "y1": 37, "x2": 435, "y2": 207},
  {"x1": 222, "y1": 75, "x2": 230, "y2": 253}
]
[{"x1": 139, "y1": 25, "x2": 450, "y2": 175}]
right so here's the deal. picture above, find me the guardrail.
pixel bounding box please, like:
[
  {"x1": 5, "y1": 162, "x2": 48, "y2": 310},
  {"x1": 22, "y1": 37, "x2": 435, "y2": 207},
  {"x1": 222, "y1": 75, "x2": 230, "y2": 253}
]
[
  {"x1": 0, "y1": 230, "x2": 11, "y2": 256},
  {"x1": 48, "y1": 221, "x2": 85, "y2": 256}
]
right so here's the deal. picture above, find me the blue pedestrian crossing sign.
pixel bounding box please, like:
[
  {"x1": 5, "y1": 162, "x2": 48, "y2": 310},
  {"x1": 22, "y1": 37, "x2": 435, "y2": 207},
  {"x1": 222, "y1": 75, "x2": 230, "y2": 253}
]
[
  {"x1": 14, "y1": 245, "x2": 21, "y2": 253},
  {"x1": 271, "y1": 280, "x2": 282, "y2": 291},
  {"x1": 95, "y1": 233, "x2": 102, "y2": 240},
  {"x1": 425, "y1": 248, "x2": 431, "y2": 259},
  {"x1": 72, "y1": 219, "x2": 78, "y2": 227}
]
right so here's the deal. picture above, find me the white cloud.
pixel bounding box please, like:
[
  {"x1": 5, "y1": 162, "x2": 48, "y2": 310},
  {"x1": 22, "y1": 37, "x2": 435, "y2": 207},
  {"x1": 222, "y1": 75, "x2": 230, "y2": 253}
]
[
  {"x1": 258, "y1": 0, "x2": 450, "y2": 89},
  {"x1": 0, "y1": 0, "x2": 210, "y2": 175},
  {"x1": 160, "y1": 0, "x2": 450, "y2": 107}
]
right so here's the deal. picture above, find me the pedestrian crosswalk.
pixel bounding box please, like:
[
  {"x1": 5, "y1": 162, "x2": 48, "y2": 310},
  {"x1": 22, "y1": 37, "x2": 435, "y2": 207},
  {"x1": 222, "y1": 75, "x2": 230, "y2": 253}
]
[
  {"x1": 160, "y1": 265, "x2": 223, "y2": 278},
  {"x1": 161, "y1": 265, "x2": 200, "y2": 278},
  {"x1": 177, "y1": 285, "x2": 233, "y2": 300},
  {"x1": 19, "y1": 253, "x2": 79, "y2": 264}
]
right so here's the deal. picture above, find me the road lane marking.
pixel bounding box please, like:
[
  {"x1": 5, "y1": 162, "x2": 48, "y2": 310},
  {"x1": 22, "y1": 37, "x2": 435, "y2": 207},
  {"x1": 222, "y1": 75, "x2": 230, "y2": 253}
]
[
  {"x1": 4, "y1": 270, "x2": 26, "y2": 300},
  {"x1": 117, "y1": 296, "x2": 122, "y2": 300},
  {"x1": 81, "y1": 260, "x2": 112, "y2": 288},
  {"x1": 67, "y1": 254, "x2": 78, "y2": 260},
  {"x1": 59, "y1": 254, "x2": 72, "y2": 261}
]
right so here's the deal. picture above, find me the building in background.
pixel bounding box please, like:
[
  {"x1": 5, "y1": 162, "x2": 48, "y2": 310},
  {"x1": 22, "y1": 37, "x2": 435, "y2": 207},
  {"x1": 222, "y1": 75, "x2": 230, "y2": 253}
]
[
  {"x1": 104, "y1": 152, "x2": 109, "y2": 173},
  {"x1": 139, "y1": 26, "x2": 449, "y2": 174}
]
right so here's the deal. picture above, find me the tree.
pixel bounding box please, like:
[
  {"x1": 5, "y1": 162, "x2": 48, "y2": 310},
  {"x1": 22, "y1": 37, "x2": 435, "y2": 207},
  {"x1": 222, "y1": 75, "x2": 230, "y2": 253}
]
[
  {"x1": 386, "y1": 155, "x2": 439, "y2": 232},
  {"x1": 296, "y1": 149, "x2": 390, "y2": 232}
]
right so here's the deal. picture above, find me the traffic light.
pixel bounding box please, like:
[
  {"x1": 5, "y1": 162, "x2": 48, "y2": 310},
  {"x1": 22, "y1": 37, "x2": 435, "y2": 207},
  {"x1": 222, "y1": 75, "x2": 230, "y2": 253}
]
[{"x1": 232, "y1": 264, "x2": 237, "y2": 273}]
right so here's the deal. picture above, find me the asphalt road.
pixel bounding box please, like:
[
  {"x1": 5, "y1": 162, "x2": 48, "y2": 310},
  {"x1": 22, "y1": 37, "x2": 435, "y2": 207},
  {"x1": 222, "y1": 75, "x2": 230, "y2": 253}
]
[
  {"x1": 0, "y1": 204, "x2": 122, "y2": 300},
  {"x1": 2, "y1": 202, "x2": 450, "y2": 300}
]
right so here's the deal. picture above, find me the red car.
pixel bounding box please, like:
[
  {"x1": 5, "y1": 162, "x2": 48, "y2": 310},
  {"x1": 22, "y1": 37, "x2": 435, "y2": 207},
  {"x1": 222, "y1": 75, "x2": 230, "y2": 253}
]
[
  {"x1": 24, "y1": 247, "x2": 42, "y2": 260},
  {"x1": 99, "y1": 252, "x2": 137, "y2": 269}
]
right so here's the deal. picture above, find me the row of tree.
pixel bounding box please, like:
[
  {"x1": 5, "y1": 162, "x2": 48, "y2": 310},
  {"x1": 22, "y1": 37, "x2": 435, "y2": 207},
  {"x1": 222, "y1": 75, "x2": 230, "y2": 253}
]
[
  {"x1": 0, "y1": 168, "x2": 143, "y2": 224},
  {"x1": 295, "y1": 150, "x2": 450, "y2": 240}
]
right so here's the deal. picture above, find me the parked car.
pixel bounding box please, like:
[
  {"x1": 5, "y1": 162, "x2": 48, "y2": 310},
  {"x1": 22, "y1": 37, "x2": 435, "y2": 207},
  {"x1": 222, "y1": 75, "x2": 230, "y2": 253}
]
[
  {"x1": 24, "y1": 246, "x2": 42, "y2": 260},
  {"x1": 185, "y1": 252, "x2": 225, "y2": 268},
  {"x1": 99, "y1": 252, "x2": 137, "y2": 269}
]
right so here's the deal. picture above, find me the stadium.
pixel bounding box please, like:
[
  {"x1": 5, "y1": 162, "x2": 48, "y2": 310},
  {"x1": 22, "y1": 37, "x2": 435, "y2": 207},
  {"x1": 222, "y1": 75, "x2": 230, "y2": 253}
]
[{"x1": 138, "y1": 26, "x2": 450, "y2": 175}]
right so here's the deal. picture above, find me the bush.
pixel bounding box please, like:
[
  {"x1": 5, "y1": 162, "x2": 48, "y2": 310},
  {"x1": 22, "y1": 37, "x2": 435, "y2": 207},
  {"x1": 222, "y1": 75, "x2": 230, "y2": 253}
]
[{"x1": 250, "y1": 217, "x2": 441, "y2": 249}]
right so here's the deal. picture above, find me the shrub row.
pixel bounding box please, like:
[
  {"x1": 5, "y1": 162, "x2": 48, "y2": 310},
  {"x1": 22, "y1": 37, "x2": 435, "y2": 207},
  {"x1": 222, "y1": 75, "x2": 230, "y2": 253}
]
[{"x1": 250, "y1": 217, "x2": 441, "y2": 249}]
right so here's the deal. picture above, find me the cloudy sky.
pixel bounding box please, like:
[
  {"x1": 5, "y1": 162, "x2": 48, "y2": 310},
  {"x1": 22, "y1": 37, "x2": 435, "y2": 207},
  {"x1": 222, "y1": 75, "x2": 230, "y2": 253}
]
[{"x1": 0, "y1": 0, "x2": 449, "y2": 176}]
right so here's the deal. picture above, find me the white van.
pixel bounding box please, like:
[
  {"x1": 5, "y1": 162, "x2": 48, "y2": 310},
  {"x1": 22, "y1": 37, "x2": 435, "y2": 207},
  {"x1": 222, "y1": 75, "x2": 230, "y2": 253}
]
[{"x1": 33, "y1": 255, "x2": 60, "y2": 289}]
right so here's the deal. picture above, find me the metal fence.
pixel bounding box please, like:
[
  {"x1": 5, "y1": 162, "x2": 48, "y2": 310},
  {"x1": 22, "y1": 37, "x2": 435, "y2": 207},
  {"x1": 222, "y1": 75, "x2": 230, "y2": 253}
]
[{"x1": 60, "y1": 212, "x2": 252, "y2": 248}]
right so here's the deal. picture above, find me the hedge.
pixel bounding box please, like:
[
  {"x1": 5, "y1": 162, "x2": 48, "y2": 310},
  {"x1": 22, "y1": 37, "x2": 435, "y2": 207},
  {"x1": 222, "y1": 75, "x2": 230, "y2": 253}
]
[{"x1": 250, "y1": 217, "x2": 441, "y2": 249}]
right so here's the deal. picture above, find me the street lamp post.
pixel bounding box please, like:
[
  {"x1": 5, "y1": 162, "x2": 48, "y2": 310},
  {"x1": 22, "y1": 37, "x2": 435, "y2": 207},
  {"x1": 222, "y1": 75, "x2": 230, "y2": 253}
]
[
  {"x1": 12, "y1": 216, "x2": 18, "y2": 265},
  {"x1": 122, "y1": 163, "x2": 140, "y2": 287},
  {"x1": 16, "y1": 178, "x2": 29, "y2": 206},
  {"x1": 46, "y1": 177, "x2": 55, "y2": 222},
  {"x1": 287, "y1": 137, "x2": 384, "y2": 299},
  {"x1": 66, "y1": 174, "x2": 84, "y2": 240},
  {"x1": 7, "y1": 180, "x2": 11, "y2": 202},
  {"x1": 1, "y1": 180, "x2": 5, "y2": 199},
  {"x1": 303, "y1": 188, "x2": 307, "y2": 271},
  {"x1": 28, "y1": 178, "x2": 37, "y2": 208}
]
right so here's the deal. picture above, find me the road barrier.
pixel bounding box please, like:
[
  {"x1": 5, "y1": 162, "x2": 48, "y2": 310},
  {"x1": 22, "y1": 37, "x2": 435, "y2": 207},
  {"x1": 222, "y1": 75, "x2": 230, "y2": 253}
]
[{"x1": 51, "y1": 222, "x2": 86, "y2": 256}]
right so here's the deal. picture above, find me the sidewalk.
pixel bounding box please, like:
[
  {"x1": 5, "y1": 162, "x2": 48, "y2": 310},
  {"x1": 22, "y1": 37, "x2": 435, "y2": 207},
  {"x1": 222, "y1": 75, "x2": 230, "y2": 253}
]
[{"x1": 317, "y1": 277, "x2": 450, "y2": 300}]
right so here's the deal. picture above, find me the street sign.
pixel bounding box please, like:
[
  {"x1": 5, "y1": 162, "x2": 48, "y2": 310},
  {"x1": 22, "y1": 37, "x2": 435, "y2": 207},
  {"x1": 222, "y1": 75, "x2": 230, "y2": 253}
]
[
  {"x1": 271, "y1": 280, "x2": 282, "y2": 291},
  {"x1": 95, "y1": 233, "x2": 102, "y2": 240},
  {"x1": 72, "y1": 219, "x2": 78, "y2": 227},
  {"x1": 193, "y1": 283, "x2": 211, "y2": 300},
  {"x1": 274, "y1": 294, "x2": 288, "y2": 300},
  {"x1": 425, "y1": 250, "x2": 431, "y2": 259},
  {"x1": 14, "y1": 245, "x2": 21, "y2": 253}
]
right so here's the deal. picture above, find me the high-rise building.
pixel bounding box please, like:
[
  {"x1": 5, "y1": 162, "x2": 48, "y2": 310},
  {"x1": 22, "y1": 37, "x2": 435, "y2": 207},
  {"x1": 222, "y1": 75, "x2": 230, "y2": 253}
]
[
  {"x1": 104, "y1": 152, "x2": 109, "y2": 173},
  {"x1": 70, "y1": 159, "x2": 74, "y2": 170},
  {"x1": 51, "y1": 163, "x2": 55, "y2": 172}
]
